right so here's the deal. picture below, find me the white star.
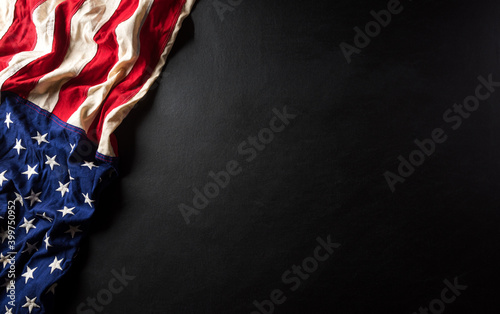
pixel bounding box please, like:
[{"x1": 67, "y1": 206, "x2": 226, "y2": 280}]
[
  {"x1": 25, "y1": 189, "x2": 42, "y2": 206},
  {"x1": 56, "y1": 181, "x2": 70, "y2": 197},
  {"x1": 22, "y1": 296, "x2": 40, "y2": 313},
  {"x1": 82, "y1": 193, "x2": 94, "y2": 207},
  {"x1": 81, "y1": 160, "x2": 98, "y2": 170},
  {"x1": 0, "y1": 227, "x2": 7, "y2": 243},
  {"x1": 46, "y1": 283, "x2": 58, "y2": 295},
  {"x1": 36, "y1": 212, "x2": 53, "y2": 222},
  {"x1": 68, "y1": 169, "x2": 75, "y2": 181},
  {"x1": 70, "y1": 143, "x2": 76, "y2": 153},
  {"x1": 22, "y1": 164, "x2": 38, "y2": 180},
  {"x1": 14, "y1": 192, "x2": 24, "y2": 206},
  {"x1": 65, "y1": 225, "x2": 82, "y2": 238},
  {"x1": 21, "y1": 266, "x2": 37, "y2": 283},
  {"x1": 0, "y1": 170, "x2": 7, "y2": 187},
  {"x1": 4, "y1": 112, "x2": 13, "y2": 129},
  {"x1": 13, "y1": 138, "x2": 26, "y2": 155},
  {"x1": 57, "y1": 206, "x2": 75, "y2": 217},
  {"x1": 19, "y1": 217, "x2": 36, "y2": 234},
  {"x1": 44, "y1": 234, "x2": 53, "y2": 250},
  {"x1": 31, "y1": 131, "x2": 49, "y2": 145},
  {"x1": 45, "y1": 155, "x2": 60, "y2": 170},
  {"x1": 4, "y1": 305, "x2": 12, "y2": 314},
  {"x1": 22, "y1": 242, "x2": 39, "y2": 254},
  {"x1": 48, "y1": 256, "x2": 63, "y2": 274},
  {"x1": 0, "y1": 253, "x2": 11, "y2": 268}
]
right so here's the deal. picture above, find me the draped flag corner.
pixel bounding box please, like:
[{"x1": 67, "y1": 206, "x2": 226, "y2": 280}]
[{"x1": 0, "y1": 0, "x2": 196, "y2": 312}]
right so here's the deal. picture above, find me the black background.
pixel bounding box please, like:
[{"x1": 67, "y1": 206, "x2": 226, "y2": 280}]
[{"x1": 55, "y1": 0, "x2": 500, "y2": 313}]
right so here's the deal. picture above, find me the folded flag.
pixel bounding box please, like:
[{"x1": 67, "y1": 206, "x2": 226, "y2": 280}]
[{"x1": 0, "y1": 0, "x2": 195, "y2": 312}]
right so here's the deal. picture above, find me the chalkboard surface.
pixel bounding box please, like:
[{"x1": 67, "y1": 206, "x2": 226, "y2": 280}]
[{"x1": 56, "y1": 1, "x2": 500, "y2": 313}]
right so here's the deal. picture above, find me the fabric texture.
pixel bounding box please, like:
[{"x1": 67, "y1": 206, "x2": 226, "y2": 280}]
[{"x1": 0, "y1": 0, "x2": 195, "y2": 312}]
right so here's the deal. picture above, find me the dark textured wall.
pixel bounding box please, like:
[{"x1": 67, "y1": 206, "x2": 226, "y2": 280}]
[{"x1": 56, "y1": 0, "x2": 500, "y2": 313}]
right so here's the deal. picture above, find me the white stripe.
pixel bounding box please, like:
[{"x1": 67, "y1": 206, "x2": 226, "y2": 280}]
[
  {"x1": 0, "y1": 0, "x2": 18, "y2": 41},
  {"x1": 97, "y1": 0, "x2": 196, "y2": 157},
  {"x1": 27, "y1": 0, "x2": 122, "y2": 111},
  {"x1": 0, "y1": 0, "x2": 65, "y2": 93},
  {"x1": 66, "y1": 0, "x2": 153, "y2": 131}
]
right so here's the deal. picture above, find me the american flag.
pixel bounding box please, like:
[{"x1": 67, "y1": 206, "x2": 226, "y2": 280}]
[{"x1": 0, "y1": 0, "x2": 195, "y2": 312}]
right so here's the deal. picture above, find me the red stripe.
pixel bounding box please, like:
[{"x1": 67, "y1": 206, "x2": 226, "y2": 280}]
[
  {"x1": 94, "y1": 0, "x2": 186, "y2": 145},
  {"x1": 0, "y1": 0, "x2": 43, "y2": 71},
  {"x1": 52, "y1": 0, "x2": 141, "y2": 121},
  {"x1": 2, "y1": 0, "x2": 85, "y2": 99}
]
